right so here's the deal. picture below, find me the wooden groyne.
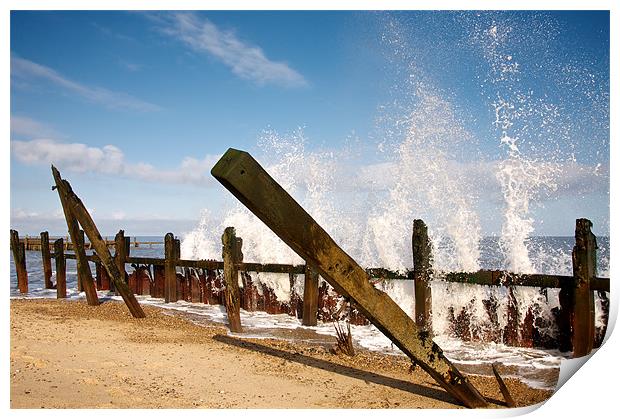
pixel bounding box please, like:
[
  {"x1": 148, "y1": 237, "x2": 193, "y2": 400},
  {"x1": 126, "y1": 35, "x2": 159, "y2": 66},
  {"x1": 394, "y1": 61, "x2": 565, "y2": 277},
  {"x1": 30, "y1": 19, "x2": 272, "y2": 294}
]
[{"x1": 10, "y1": 217, "x2": 609, "y2": 357}]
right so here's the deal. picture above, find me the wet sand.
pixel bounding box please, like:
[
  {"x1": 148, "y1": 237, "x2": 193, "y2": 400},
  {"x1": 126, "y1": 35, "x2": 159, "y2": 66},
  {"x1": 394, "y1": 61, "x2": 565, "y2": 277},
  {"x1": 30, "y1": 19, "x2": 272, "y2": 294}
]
[{"x1": 10, "y1": 299, "x2": 554, "y2": 409}]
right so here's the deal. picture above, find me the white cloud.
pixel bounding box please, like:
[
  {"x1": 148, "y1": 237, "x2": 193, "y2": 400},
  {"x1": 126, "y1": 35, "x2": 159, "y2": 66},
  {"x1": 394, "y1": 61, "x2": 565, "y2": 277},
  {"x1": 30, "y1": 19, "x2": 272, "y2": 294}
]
[
  {"x1": 11, "y1": 138, "x2": 219, "y2": 188},
  {"x1": 10, "y1": 115, "x2": 60, "y2": 138},
  {"x1": 11, "y1": 56, "x2": 161, "y2": 112},
  {"x1": 153, "y1": 12, "x2": 307, "y2": 87}
]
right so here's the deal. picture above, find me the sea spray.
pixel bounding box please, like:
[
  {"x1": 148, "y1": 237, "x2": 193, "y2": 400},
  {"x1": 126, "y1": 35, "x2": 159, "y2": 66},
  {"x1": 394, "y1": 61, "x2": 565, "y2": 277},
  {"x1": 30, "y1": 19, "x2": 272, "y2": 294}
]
[
  {"x1": 368, "y1": 87, "x2": 482, "y2": 273},
  {"x1": 178, "y1": 11, "x2": 608, "y2": 358}
]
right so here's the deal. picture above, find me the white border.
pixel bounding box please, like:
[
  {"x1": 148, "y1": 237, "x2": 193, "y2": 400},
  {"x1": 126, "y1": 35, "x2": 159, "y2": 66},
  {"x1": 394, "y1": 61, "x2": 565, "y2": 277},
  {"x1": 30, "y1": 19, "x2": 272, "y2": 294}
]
[{"x1": 3, "y1": 2, "x2": 616, "y2": 418}]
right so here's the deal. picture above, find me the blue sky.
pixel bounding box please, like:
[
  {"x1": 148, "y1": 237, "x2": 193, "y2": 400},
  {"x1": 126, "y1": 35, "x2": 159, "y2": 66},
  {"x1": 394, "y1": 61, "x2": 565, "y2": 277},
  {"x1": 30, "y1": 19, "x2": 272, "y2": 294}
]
[{"x1": 9, "y1": 10, "x2": 610, "y2": 237}]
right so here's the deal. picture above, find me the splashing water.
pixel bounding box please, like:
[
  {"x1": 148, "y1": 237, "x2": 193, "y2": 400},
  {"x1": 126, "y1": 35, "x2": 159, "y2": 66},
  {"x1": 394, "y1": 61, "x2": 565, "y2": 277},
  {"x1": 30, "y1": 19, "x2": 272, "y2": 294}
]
[{"x1": 179, "y1": 11, "x2": 608, "y2": 370}]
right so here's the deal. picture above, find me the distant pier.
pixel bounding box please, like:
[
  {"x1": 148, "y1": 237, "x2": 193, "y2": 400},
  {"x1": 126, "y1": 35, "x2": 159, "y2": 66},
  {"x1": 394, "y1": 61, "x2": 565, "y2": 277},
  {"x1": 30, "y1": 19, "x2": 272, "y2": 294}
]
[{"x1": 16, "y1": 235, "x2": 162, "y2": 251}]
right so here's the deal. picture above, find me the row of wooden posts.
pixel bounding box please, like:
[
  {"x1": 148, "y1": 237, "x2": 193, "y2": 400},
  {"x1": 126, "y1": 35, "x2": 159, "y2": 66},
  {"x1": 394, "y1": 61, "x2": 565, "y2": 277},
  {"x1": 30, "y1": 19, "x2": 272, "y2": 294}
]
[
  {"x1": 10, "y1": 215, "x2": 609, "y2": 357},
  {"x1": 10, "y1": 227, "x2": 324, "y2": 328}
]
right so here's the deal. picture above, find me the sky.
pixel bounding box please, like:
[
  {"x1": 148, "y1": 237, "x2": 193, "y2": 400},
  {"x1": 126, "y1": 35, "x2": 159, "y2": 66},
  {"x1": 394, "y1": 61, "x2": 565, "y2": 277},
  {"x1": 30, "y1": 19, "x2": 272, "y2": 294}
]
[{"x1": 8, "y1": 9, "x2": 610, "y2": 237}]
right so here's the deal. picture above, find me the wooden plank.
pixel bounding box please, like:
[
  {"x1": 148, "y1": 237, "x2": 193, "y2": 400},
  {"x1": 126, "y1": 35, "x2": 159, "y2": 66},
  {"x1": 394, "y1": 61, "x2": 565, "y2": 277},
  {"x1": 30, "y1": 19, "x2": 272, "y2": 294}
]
[
  {"x1": 237, "y1": 262, "x2": 305, "y2": 274},
  {"x1": 52, "y1": 168, "x2": 99, "y2": 306},
  {"x1": 222, "y1": 227, "x2": 242, "y2": 332},
  {"x1": 164, "y1": 233, "x2": 178, "y2": 303},
  {"x1": 571, "y1": 218, "x2": 596, "y2": 357},
  {"x1": 210, "y1": 148, "x2": 488, "y2": 408},
  {"x1": 51, "y1": 166, "x2": 145, "y2": 318},
  {"x1": 40, "y1": 232, "x2": 54, "y2": 289},
  {"x1": 412, "y1": 219, "x2": 432, "y2": 333},
  {"x1": 10, "y1": 230, "x2": 28, "y2": 294},
  {"x1": 54, "y1": 238, "x2": 66, "y2": 298},
  {"x1": 302, "y1": 264, "x2": 319, "y2": 326}
]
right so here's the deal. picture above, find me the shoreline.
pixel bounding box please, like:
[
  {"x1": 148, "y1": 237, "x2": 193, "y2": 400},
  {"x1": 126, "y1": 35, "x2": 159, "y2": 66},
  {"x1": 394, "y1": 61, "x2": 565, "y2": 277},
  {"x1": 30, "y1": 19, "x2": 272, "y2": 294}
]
[{"x1": 10, "y1": 299, "x2": 554, "y2": 409}]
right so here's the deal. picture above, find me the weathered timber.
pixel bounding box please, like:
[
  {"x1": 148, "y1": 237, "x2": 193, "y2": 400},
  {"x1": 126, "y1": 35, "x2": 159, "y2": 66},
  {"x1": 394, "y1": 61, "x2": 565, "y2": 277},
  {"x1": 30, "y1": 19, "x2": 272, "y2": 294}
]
[
  {"x1": 302, "y1": 264, "x2": 319, "y2": 326},
  {"x1": 222, "y1": 227, "x2": 242, "y2": 332},
  {"x1": 129, "y1": 265, "x2": 151, "y2": 295},
  {"x1": 114, "y1": 230, "x2": 129, "y2": 286},
  {"x1": 55, "y1": 246, "x2": 617, "y2": 294},
  {"x1": 52, "y1": 168, "x2": 99, "y2": 306},
  {"x1": 175, "y1": 239, "x2": 185, "y2": 301},
  {"x1": 54, "y1": 238, "x2": 66, "y2": 298},
  {"x1": 40, "y1": 232, "x2": 54, "y2": 289},
  {"x1": 75, "y1": 231, "x2": 84, "y2": 292},
  {"x1": 189, "y1": 268, "x2": 201, "y2": 303},
  {"x1": 10, "y1": 230, "x2": 28, "y2": 293},
  {"x1": 503, "y1": 288, "x2": 519, "y2": 346},
  {"x1": 412, "y1": 219, "x2": 432, "y2": 333},
  {"x1": 177, "y1": 272, "x2": 187, "y2": 301},
  {"x1": 164, "y1": 233, "x2": 178, "y2": 303},
  {"x1": 571, "y1": 218, "x2": 597, "y2": 357},
  {"x1": 152, "y1": 265, "x2": 165, "y2": 298},
  {"x1": 211, "y1": 149, "x2": 488, "y2": 408},
  {"x1": 95, "y1": 261, "x2": 111, "y2": 290},
  {"x1": 50, "y1": 166, "x2": 145, "y2": 318},
  {"x1": 442, "y1": 270, "x2": 608, "y2": 292},
  {"x1": 491, "y1": 363, "x2": 516, "y2": 408}
]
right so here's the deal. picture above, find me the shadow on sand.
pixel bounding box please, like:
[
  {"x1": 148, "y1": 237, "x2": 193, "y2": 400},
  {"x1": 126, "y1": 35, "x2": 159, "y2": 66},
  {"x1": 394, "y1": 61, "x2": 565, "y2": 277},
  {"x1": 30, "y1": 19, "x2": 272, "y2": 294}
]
[{"x1": 213, "y1": 334, "x2": 502, "y2": 407}]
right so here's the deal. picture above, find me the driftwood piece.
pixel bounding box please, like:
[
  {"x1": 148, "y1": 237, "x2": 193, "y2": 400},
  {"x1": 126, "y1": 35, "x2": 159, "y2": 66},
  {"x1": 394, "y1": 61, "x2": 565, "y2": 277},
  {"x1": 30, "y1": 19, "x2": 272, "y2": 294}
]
[
  {"x1": 333, "y1": 320, "x2": 355, "y2": 356},
  {"x1": 211, "y1": 148, "x2": 488, "y2": 408},
  {"x1": 51, "y1": 166, "x2": 145, "y2": 318}
]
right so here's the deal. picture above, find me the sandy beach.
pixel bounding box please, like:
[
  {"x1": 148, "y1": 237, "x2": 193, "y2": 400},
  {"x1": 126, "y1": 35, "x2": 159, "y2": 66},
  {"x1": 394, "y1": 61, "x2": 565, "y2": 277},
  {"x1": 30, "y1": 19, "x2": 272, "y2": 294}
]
[{"x1": 10, "y1": 299, "x2": 553, "y2": 409}]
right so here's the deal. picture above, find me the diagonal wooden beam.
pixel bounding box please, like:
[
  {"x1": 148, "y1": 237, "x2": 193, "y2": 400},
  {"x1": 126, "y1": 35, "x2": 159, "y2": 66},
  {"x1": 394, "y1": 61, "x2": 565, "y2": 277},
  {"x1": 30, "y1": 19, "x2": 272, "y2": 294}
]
[
  {"x1": 211, "y1": 148, "x2": 488, "y2": 408},
  {"x1": 51, "y1": 165, "x2": 145, "y2": 318},
  {"x1": 51, "y1": 171, "x2": 99, "y2": 306}
]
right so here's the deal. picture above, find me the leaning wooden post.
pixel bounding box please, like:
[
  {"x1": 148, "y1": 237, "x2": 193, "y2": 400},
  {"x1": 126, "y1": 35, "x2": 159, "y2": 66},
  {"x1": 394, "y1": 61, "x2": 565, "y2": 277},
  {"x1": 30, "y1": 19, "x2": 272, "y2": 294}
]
[
  {"x1": 302, "y1": 263, "x2": 319, "y2": 326},
  {"x1": 76, "y1": 230, "x2": 85, "y2": 292},
  {"x1": 222, "y1": 227, "x2": 242, "y2": 333},
  {"x1": 571, "y1": 218, "x2": 597, "y2": 357},
  {"x1": 54, "y1": 238, "x2": 66, "y2": 298},
  {"x1": 50, "y1": 166, "x2": 145, "y2": 318},
  {"x1": 10, "y1": 230, "x2": 28, "y2": 293},
  {"x1": 211, "y1": 149, "x2": 488, "y2": 408},
  {"x1": 413, "y1": 219, "x2": 433, "y2": 334},
  {"x1": 40, "y1": 231, "x2": 54, "y2": 289},
  {"x1": 52, "y1": 169, "x2": 99, "y2": 306},
  {"x1": 164, "y1": 233, "x2": 178, "y2": 303}
]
